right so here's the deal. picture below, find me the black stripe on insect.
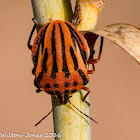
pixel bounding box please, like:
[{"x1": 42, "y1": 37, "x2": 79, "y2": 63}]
[
  {"x1": 51, "y1": 24, "x2": 58, "y2": 79},
  {"x1": 59, "y1": 23, "x2": 70, "y2": 78},
  {"x1": 65, "y1": 23, "x2": 87, "y2": 66}
]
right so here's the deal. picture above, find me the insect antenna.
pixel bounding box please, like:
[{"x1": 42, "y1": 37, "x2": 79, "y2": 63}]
[
  {"x1": 69, "y1": 101, "x2": 98, "y2": 124},
  {"x1": 35, "y1": 102, "x2": 59, "y2": 126}
]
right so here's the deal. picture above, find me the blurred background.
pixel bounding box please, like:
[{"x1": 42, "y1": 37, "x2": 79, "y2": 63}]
[{"x1": 0, "y1": 0, "x2": 140, "y2": 140}]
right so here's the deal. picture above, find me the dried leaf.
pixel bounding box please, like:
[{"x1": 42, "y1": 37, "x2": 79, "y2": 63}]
[{"x1": 90, "y1": 24, "x2": 140, "y2": 64}]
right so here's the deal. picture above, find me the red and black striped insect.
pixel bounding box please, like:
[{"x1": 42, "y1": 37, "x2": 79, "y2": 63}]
[{"x1": 28, "y1": 18, "x2": 103, "y2": 126}]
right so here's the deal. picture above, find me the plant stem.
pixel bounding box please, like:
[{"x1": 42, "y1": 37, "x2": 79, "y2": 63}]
[
  {"x1": 31, "y1": 0, "x2": 103, "y2": 140},
  {"x1": 31, "y1": 1, "x2": 91, "y2": 140},
  {"x1": 31, "y1": 0, "x2": 73, "y2": 25},
  {"x1": 72, "y1": 0, "x2": 105, "y2": 31}
]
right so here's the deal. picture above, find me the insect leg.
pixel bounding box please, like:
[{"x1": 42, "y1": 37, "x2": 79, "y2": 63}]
[
  {"x1": 81, "y1": 87, "x2": 90, "y2": 106},
  {"x1": 87, "y1": 37, "x2": 104, "y2": 74},
  {"x1": 27, "y1": 18, "x2": 38, "y2": 50},
  {"x1": 87, "y1": 37, "x2": 104, "y2": 63},
  {"x1": 36, "y1": 88, "x2": 42, "y2": 93},
  {"x1": 87, "y1": 61, "x2": 95, "y2": 74}
]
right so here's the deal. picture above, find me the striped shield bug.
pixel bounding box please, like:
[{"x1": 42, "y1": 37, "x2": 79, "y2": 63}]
[{"x1": 28, "y1": 18, "x2": 104, "y2": 126}]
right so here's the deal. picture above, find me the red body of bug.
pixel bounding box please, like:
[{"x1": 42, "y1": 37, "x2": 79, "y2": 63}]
[
  {"x1": 28, "y1": 19, "x2": 103, "y2": 126},
  {"x1": 28, "y1": 19, "x2": 103, "y2": 105}
]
